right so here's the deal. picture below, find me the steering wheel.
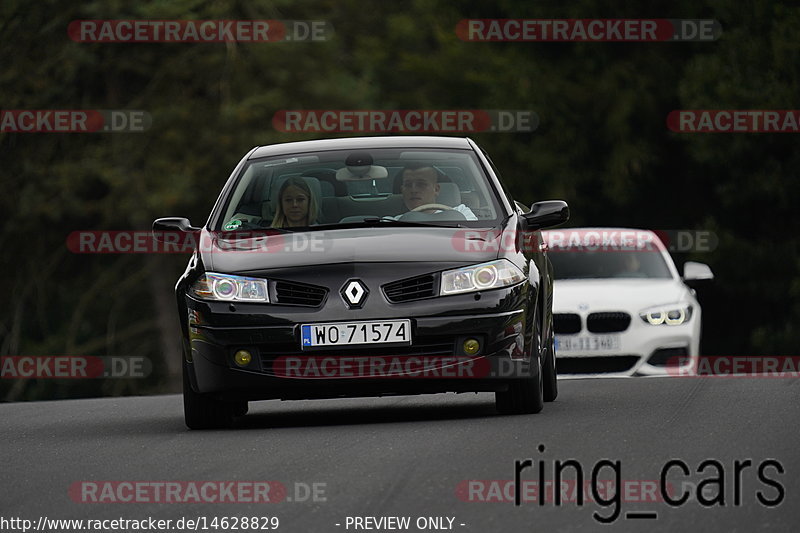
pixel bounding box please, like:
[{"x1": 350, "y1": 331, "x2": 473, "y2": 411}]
[{"x1": 410, "y1": 203, "x2": 456, "y2": 212}]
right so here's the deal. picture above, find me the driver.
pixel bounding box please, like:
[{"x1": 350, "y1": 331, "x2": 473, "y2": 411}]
[{"x1": 399, "y1": 165, "x2": 477, "y2": 220}]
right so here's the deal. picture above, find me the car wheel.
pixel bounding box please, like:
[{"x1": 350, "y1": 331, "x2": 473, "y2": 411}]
[
  {"x1": 495, "y1": 354, "x2": 544, "y2": 415},
  {"x1": 543, "y1": 313, "x2": 558, "y2": 402},
  {"x1": 233, "y1": 401, "x2": 249, "y2": 417},
  {"x1": 183, "y1": 360, "x2": 235, "y2": 429},
  {"x1": 495, "y1": 311, "x2": 544, "y2": 415}
]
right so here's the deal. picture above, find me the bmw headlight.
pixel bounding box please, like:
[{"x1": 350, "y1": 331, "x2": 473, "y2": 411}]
[
  {"x1": 639, "y1": 304, "x2": 693, "y2": 326},
  {"x1": 441, "y1": 260, "x2": 525, "y2": 296},
  {"x1": 190, "y1": 273, "x2": 269, "y2": 302}
]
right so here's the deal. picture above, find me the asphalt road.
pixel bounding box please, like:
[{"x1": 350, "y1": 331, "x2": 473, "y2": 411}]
[{"x1": 1, "y1": 377, "x2": 798, "y2": 532}]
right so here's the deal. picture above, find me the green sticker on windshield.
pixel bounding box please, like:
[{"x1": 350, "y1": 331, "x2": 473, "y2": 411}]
[{"x1": 224, "y1": 219, "x2": 243, "y2": 230}]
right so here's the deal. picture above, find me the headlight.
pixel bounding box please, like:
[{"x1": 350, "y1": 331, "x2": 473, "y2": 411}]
[
  {"x1": 441, "y1": 260, "x2": 525, "y2": 296},
  {"x1": 639, "y1": 304, "x2": 693, "y2": 326},
  {"x1": 190, "y1": 273, "x2": 269, "y2": 302}
]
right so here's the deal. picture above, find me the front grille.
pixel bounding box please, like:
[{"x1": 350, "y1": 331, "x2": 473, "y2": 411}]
[
  {"x1": 553, "y1": 313, "x2": 582, "y2": 334},
  {"x1": 648, "y1": 347, "x2": 689, "y2": 367},
  {"x1": 587, "y1": 312, "x2": 631, "y2": 333},
  {"x1": 273, "y1": 280, "x2": 327, "y2": 307},
  {"x1": 557, "y1": 356, "x2": 640, "y2": 374},
  {"x1": 383, "y1": 274, "x2": 436, "y2": 303}
]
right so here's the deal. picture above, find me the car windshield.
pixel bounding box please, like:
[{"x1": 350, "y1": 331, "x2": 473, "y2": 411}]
[
  {"x1": 216, "y1": 148, "x2": 503, "y2": 231},
  {"x1": 549, "y1": 249, "x2": 673, "y2": 280}
]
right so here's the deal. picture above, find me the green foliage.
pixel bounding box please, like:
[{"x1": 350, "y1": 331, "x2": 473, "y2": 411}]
[{"x1": 1, "y1": 0, "x2": 798, "y2": 399}]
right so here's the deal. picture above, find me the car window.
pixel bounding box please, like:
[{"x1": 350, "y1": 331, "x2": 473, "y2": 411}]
[
  {"x1": 217, "y1": 148, "x2": 504, "y2": 230},
  {"x1": 483, "y1": 152, "x2": 517, "y2": 209},
  {"x1": 548, "y1": 249, "x2": 673, "y2": 280}
]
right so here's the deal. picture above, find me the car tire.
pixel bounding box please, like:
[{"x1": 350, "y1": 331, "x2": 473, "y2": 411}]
[
  {"x1": 233, "y1": 401, "x2": 249, "y2": 417},
  {"x1": 495, "y1": 309, "x2": 544, "y2": 415},
  {"x1": 495, "y1": 355, "x2": 544, "y2": 415},
  {"x1": 183, "y1": 360, "x2": 235, "y2": 430},
  {"x1": 543, "y1": 313, "x2": 558, "y2": 402}
]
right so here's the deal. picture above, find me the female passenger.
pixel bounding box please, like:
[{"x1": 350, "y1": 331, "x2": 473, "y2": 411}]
[{"x1": 271, "y1": 177, "x2": 319, "y2": 228}]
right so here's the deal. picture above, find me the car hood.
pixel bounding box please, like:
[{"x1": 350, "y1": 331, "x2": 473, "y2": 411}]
[
  {"x1": 201, "y1": 226, "x2": 504, "y2": 272},
  {"x1": 553, "y1": 278, "x2": 692, "y2": 313}
]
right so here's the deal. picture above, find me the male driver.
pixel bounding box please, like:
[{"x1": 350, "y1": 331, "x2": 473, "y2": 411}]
[{"x1": 399, "y1": 165, "x2": 477, "y2": 220}]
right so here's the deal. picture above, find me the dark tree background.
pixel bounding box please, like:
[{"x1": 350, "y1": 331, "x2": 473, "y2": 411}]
[{"x1": 1, "y1": 0, "x2": 798, "y2": 400}]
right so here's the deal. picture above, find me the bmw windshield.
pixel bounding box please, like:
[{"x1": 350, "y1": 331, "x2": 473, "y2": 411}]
[{"x1": 549, "y1": 249, "x2": 673, "y2": 280}]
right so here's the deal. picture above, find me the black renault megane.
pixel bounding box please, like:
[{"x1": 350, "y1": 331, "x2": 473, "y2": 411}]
[{"x1": 154, "y1": 136, "x2": 569, "y2": 428}]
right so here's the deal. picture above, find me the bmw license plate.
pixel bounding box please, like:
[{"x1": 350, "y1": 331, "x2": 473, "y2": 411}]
[
  {"x1": 555, "y1": 335, "x2": 620, "y2": 352},
  {"x1": 301, "y1": 320, "x2": 411, "y2": 348}
]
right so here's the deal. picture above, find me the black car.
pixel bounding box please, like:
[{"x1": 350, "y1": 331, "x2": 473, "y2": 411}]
[{"x1": 154, "y1": 136, "x2": 569, "y2": 428}]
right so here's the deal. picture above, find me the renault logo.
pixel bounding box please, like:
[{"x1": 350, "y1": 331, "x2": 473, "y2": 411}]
[{"x1": 341, "y1": 279, "x2": 368, "y2": 309}]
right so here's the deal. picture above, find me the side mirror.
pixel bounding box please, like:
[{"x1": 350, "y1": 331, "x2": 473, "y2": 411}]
[
  {"x1": 152, "y1": 217, "x2": 200, "y2": 242},
  {"x1": 683, "y1": 261, "x2": 714, "y2": 288},
  {"x1": 522, "y1": 200, "x2": 570, "y2": 230}
]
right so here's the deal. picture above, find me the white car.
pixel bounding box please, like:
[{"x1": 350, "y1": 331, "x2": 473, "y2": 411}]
[{"x1": 543, "y1": 228, "x2": 713, "y2": 376}]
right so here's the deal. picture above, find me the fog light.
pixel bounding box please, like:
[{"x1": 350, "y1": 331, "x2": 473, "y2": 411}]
[
  {"x1": 463, "y1": 339, "x2": 480, "y2": 355},
  {"x1": 234, "y1": 350, "x2": 252, "y2": 367}
]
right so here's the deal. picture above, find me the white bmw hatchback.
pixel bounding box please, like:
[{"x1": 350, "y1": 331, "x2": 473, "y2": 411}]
[{"x1": 543, "y1": 228, "x2": 713, "y2": 376}]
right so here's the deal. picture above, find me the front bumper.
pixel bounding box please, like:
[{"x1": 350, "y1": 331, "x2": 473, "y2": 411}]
[
  {"x1": 184, "y1": 286, "x2": 537, "y2": 401},
  {"x1": 554, "y1": 315, "x2": 700, "y2": 377}
]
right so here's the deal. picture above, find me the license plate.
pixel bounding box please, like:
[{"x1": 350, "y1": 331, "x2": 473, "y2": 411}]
[
  {"x1": 301, "y1": 320, "x2": 411, "y2": 348},
  {"x1": 555, "y1": 335, "x2": 620, "y2": 352}
]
